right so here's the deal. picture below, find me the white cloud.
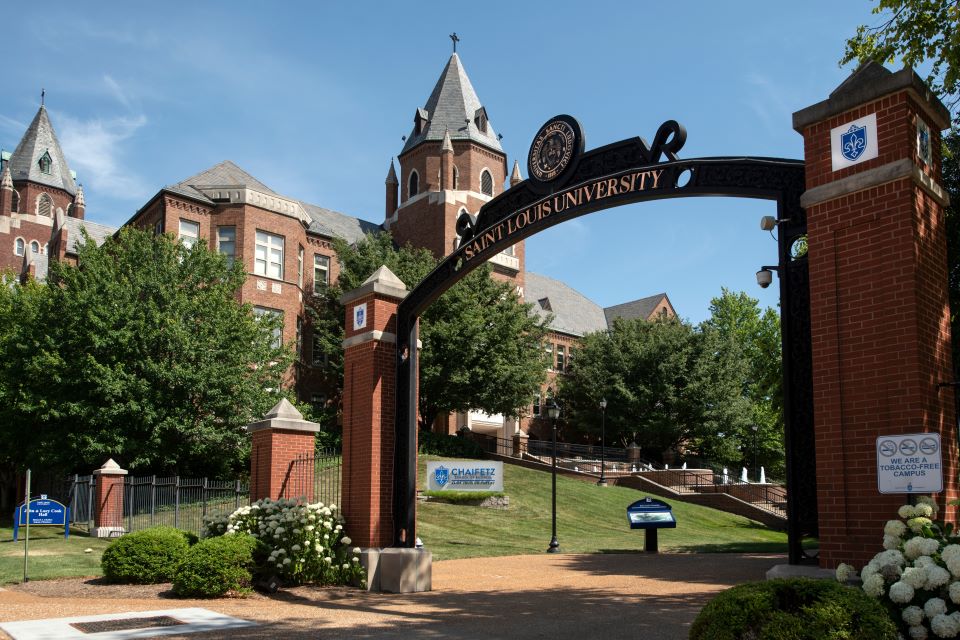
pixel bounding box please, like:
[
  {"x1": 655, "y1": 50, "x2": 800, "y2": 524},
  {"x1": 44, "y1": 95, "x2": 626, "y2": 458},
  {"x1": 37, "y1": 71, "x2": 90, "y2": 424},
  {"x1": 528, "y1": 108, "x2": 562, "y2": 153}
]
[
  {"x1": 0, "y1": 114, "x2": 27, "y2": 141},
  {"x1": 57, "y1": 114, "x2": 150, "y2": 199},
  {"x1": 102, "y1": 75, "x2": 133, "y2": 110}
]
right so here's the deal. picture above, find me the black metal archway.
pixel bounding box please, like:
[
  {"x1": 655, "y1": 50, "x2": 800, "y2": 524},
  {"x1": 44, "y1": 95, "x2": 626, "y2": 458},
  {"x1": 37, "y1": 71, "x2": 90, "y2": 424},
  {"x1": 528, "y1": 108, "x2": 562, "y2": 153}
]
[{"x1": 394, "y1": 118, "x2": 816, "y2": 563}]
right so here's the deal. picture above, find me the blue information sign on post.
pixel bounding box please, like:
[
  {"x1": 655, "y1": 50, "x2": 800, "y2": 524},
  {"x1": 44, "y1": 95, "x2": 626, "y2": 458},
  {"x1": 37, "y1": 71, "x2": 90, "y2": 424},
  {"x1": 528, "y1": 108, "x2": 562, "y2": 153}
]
[{"x1": 13, "y1": 495, "x2": 69, "y2": 541}]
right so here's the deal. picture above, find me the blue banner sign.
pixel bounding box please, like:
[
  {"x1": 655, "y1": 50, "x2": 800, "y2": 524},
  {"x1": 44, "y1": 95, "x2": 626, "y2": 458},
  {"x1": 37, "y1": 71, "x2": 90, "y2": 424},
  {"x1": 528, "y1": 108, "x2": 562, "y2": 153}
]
[
  {"x1": 13, "y1": 495, "x2": 70, "y2": 541},
  {"x1": 626, "y1": 497, "x2": 676, "y2": 530},
  {"x1": 426, "y1": 461, "x2": 503, "y2": 492}
]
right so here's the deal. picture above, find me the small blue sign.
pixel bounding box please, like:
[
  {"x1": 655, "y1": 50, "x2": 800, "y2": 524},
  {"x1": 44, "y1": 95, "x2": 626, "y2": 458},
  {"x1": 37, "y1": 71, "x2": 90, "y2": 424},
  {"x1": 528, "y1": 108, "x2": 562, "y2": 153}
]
[
  {"x1": 626, "y1": 497, "x2": 676, "y2": 530},
  {"x1": 13, "y1": 496, "x2": 69, "y2": 541},
  {"x1": 841, "y1": 124, "x2": 867, "y2": 161}
]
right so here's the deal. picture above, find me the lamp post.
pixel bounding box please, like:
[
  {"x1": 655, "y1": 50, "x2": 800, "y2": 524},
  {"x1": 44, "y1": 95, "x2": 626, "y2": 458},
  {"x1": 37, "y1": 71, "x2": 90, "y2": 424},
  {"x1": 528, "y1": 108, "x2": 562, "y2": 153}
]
[
  {"x1": 751, "y1": 425, "x2": 759, "y2": 482},
  {"x1": 546, "y1": 399, "x2": 561, "y2": 553},
  {"x1": 597, "y1": 398, "x2": 608, "y2": 486}
]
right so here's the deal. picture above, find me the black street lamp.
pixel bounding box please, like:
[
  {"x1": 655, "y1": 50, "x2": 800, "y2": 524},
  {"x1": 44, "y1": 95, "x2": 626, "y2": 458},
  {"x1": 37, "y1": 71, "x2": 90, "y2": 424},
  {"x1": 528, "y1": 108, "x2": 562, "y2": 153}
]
[
  {"x1": 597, "y1": 398, "x2": 608, "y2": 486},
  {"x1": 546, "y1": 399, "x2": 561, "y2": 554},
  {"x1": 751, "y1": 425, "x2": 759, "y2": 482}
]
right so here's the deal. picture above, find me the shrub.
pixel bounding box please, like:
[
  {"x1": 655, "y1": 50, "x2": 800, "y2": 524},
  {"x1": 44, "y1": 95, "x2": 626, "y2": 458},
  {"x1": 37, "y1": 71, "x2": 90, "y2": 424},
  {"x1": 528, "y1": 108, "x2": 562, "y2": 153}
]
[
  {"x1": 172, "y1": 534, "x2": 261, "y2": 597},
  {"x1": 100, "y1": 526, "x2": 193, "y2": 584},
  {"x1": 690, "y1": 578, "x2": 897, "y2": 640},
  {"x1": 203, "y1": 498, "x2": 364, "y2": 587},
  {"x1": 418, "y1": 431, "x2": 484, "y2": 458},
  {"x1": 838, "y1": 496, "x2": 960, "y2": 638}
]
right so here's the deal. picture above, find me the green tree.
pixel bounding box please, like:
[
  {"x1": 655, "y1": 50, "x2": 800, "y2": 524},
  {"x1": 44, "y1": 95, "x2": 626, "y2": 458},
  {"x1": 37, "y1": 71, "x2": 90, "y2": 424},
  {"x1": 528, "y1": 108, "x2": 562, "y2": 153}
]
[
  {"x1": 702, "y1": 289, "x2": 785, "y2": 476},
  {"x1": 557, "y1": 316, "x2": 752, "y2": 465},
  {"x1": 310, "y1": 232, "x2": 548, "y2": 430},
  {"x1": 0, "y1": 228, "x2": 290, "y2": 480},
  {"x1": 843, "y1": 0, "x2": 960, "y2": 113}
]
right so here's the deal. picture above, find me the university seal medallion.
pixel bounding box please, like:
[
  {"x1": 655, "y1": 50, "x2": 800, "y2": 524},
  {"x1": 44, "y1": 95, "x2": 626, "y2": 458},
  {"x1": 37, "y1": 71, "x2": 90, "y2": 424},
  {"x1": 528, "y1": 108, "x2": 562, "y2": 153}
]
[{"x1": 528, "y1": 115, "x2": 583, "y2": 185}]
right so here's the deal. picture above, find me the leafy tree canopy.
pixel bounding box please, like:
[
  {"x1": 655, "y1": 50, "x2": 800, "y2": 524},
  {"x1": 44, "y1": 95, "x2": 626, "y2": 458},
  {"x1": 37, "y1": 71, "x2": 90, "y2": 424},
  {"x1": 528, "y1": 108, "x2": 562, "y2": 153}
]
[{"x1": 0, "y1": 227, "x2": 290, "y2": 477}]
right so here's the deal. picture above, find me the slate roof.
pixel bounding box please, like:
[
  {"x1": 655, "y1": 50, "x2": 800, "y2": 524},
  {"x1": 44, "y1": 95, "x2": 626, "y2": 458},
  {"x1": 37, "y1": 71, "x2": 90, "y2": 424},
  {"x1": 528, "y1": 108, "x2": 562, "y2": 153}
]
[
  {"x1": 603, "y1": 293, "x2": 671, "y2": 326},
  {"x1": 62, "y1": 217, "x2": 117, "y2": 254},
  {"x1": 300, "y1": 202, "x2": 381, "y2": 244},
  {"x1": 166, "y1": 160, "x2": 277, "y2": 201},
  {"x1": 400, "y1": 53, "x2": 503, "y2": 156},
  {"x1": 8, "y1": 106, "x2": 77, "y2": 195},
  {"x1": 524, "y1": 272, "x2": 608, "y2": 337}
]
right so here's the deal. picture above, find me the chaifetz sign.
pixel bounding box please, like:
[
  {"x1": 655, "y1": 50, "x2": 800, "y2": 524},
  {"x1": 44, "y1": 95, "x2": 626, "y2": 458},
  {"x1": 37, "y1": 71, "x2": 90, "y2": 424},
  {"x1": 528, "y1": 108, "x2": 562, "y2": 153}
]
[
  {"x1": 876, "y1": 433, "x2": 943, "y2": 494},
  {"x1": 426, "y1": 461, "x2": 503, "y2": 492}
]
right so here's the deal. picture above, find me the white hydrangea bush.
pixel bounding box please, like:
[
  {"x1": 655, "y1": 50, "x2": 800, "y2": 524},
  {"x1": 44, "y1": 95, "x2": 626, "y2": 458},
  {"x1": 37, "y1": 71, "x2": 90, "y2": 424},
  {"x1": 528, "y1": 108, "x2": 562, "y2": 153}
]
[
  {"x1": 840, "y1": 497, "x2": 960, "y2": 639},
  {"x1": 204, "y1": 497, "x2": 364, "y2": 586}
]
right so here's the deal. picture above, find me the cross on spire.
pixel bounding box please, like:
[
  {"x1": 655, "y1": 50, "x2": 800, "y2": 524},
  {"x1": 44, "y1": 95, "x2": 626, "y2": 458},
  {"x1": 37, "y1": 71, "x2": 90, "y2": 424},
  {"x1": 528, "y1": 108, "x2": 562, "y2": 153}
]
[
  {"x1": 41, "y1": 88, "x2": 45, "y2": 106},
  {"x1": 450, "y1": 32, "x2": 460, "y2": 53}
]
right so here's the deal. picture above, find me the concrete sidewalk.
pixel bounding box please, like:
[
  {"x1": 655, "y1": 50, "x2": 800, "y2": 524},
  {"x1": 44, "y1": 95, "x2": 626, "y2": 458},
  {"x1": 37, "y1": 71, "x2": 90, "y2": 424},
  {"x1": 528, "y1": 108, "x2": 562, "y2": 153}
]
[{"x1": 0, "y1": 553, "x2": 784, "y2": 639}]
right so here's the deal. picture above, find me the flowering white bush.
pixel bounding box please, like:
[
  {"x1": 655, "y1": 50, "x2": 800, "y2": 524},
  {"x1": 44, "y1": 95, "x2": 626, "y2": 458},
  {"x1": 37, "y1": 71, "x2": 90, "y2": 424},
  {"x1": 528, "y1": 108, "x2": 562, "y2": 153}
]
[
  {"x1": 203, "y1": 497, "x2": 364, "y2": 586},
  {"x1": 839, "y1": 496, "x2": 960, "y2": 638}
]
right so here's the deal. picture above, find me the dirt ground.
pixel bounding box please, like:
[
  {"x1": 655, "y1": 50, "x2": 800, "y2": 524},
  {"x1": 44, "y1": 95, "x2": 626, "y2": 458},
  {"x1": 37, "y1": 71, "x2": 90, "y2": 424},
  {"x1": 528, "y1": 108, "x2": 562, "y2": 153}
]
[{"x1": 0, "y1": 553, "x2": 784, "y2": 639}]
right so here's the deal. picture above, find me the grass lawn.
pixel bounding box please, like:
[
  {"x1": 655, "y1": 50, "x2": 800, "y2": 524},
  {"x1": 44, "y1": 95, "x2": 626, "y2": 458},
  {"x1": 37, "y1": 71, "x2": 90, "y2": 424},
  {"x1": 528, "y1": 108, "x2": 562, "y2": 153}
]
[
  {"x1": 0, "y1": 524, "x2": 110, "y2": 584},
  {"x1": 417, "y1": 457, "x2": 792, "y2": 561}
]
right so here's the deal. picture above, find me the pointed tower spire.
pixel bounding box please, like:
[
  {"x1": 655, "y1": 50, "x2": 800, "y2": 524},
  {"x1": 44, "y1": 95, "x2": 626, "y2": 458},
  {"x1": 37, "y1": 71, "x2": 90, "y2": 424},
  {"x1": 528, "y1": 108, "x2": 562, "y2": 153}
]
[
  {"x1": 385, "y1": 160, "x2": 399, "y2": 223},
  {"x1": 73, "y1": 183, "x2": 86, "y2": 219},
  {"x1": 441, "y1": 128, "x2": 455, "y2": 191},
  {"x1": 0, "y1": 165, "x2": 11, "y2": 191},
  {"x1": 510, "y1": 160, "x2": 523, "y2": 187},
  {"x1": 8, "y1": 104, "x2": 77, "y2": 195},
  {"x1": 441, "y1": 128, "x2": 453, "y2": 153},
  {"x1": 0, "y1": 165, "x2": 12, "y2": 215}
]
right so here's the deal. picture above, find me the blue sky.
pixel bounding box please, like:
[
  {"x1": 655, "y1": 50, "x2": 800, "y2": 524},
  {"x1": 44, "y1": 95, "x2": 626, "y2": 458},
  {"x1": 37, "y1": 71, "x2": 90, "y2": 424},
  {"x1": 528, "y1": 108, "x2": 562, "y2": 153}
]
[{"x1": 4, "y1": 1, "x2": 880, "y2": 322}]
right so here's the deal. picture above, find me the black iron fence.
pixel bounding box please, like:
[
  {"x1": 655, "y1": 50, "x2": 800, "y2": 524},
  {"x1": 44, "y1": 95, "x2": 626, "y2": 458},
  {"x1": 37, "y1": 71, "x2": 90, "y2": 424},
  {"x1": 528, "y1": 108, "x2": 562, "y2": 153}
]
[{"x1": 283, "y1": 448, "x2": 342, "y2": 507}]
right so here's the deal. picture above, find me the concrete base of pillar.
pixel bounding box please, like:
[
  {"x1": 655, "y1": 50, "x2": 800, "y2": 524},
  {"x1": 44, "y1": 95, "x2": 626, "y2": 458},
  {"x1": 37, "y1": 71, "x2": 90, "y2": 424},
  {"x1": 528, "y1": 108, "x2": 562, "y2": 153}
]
[
  {"x1": 358, "y1": 547, "x2": 432, "y2": 593},
  {"x1": 91, "y1": 526, "x2": 125, "y2": 538},
  {"x1": 765, "y1": 563, "x2": 835, "y2": 581}
]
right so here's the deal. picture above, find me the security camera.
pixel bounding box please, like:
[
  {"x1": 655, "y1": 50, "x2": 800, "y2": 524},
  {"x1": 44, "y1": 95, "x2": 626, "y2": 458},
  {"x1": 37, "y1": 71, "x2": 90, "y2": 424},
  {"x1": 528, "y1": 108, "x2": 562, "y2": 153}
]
[
  {"x1": 756, "y1": 268, "x2": 773, "y2": 289},
  {"x1": 760, "y1": 216, "x2": 777, "y2": 231}
]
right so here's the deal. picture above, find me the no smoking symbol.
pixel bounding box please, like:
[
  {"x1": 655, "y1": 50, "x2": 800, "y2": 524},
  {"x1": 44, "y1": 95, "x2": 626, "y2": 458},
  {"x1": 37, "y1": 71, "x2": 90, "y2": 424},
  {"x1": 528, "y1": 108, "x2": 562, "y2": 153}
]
[
  {"x1": 879, "y1": 440, "x2": 897, "y2": 457},
  {"x1": 920, "y1": 437, "x2": 939, "y2": 455},
  {"x1": 899, "y1": 439, "x2": 918, "y2": 456}
]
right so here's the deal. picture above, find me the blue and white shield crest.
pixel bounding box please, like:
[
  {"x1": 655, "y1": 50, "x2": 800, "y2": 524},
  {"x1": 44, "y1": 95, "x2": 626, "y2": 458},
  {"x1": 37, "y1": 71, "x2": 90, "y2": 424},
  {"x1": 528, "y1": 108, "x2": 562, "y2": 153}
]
[
  {"x1": 841, "y1": 124, "x2": 867, "y2": 161},
  {"x1": 434, "y1": 465, "x2": 449, "y2": 488}
]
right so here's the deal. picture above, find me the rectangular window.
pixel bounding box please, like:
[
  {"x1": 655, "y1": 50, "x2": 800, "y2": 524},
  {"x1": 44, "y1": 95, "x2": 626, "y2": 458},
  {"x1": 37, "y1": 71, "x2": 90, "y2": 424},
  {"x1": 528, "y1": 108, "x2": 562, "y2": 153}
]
[
  {"x1": 312, "y1": 331, "x2": 326, "y2": 367},
  {"x1": 154, "y1": 219, "x2": 163, "y2": 236},
  {"x1": 533, "y1": 393, "x2": 541, "y2": 417},
  {"x1": 253, "y1": 306, "x2": 283, "y2": 348},
  {"x1": 179, "y1": 219, "x2": 200, "y2": 249},
  {"x1": 568, "y1": 348, "x2": 576, "y2": 370},
  {"x1": 556, "y1": 345, "x2": 566, "y2": 372},
  {"x1": 296, "y1": 316, "x2": 303, "y2": 361},
  {"x1": 217, "y1": 226, "x2": 236, "y2": 267},
  {"x1": 298, "y1": 246, "x2": 304, "y2": 288},
  {"x1": 255, "y1": 230, "x2": 284, "y2": 279},
  {"x1": 545, "y1": 342, "x2": 553, "y2": 370},
  {"x1": 313, "y1": 254, "x2": 330, "y2": 295}
]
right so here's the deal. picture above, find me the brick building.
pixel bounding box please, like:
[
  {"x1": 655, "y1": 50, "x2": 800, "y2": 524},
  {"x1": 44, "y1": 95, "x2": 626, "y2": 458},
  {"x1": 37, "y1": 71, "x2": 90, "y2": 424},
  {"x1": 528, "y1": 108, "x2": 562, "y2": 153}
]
[{"x1": 0, "y1": 52, "x2": 673, "y2": 434}]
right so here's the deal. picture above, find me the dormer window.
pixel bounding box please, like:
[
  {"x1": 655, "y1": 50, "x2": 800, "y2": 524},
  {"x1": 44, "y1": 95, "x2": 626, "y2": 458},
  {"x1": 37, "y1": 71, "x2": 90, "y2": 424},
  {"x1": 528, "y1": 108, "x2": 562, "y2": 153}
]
[
  {"x1": 474, "y1": 107, "x2": 488, "y2": 134},
  {"x1": 414, "y1": 108, "x2": 429, "y2": 136},
  {"x1": 38, "y1": 151, "x2": 52, "y2": 175}
]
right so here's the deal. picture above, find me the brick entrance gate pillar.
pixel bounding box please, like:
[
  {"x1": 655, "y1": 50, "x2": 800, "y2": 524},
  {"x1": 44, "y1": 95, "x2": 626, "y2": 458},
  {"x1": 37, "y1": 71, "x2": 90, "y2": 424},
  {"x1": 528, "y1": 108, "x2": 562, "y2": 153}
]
[
  {"x1": 340, "y1": 266, "x2": 410, "y2": 549},
  {"x1": 793, "y1": 62, "x2": 958, "y2": 567},
  {"x1": 248, "y1": 398, "x2": 322, "y2": 501},
  {"x1": 92, "y1": 458, "x2": 127, "y2": 538}
]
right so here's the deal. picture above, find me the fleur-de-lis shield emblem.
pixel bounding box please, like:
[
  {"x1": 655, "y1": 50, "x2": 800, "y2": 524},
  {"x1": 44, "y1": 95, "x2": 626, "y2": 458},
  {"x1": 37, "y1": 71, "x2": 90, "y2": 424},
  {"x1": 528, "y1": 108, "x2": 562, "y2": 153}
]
[
  {"x1": 434, "y1": 465, "x2": 449, "y2": 487},
  {"x1": 841, "y1": 124, "x2": 867, "y2": 161}
]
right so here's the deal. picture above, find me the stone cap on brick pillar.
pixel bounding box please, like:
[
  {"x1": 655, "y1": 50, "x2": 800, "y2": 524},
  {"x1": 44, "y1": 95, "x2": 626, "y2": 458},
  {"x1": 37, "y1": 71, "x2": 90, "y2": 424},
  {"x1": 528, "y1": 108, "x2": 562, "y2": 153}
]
[
  {"x1": 793, "y1": 61, "x2": 951, "y2": 132},
  {"x1": 92, "y1": 458, "x2": 128, "y2": 476},
  {"x1": 247, "y1": 398, "x2": 322, "y2": 434},
  {"x1": 340, "y1": 265, "x2": 408, "y2": 306}
]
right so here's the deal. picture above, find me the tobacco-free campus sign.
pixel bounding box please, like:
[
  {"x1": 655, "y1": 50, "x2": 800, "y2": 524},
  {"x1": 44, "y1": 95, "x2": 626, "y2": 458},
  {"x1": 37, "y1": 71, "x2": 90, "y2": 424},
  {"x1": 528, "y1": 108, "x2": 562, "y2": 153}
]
[
  {"x1": 876, "y1": 433, "x2": 943, "y2": 494},
  {"x1": 426, "y1": 461, "x2": 503, "y2": 492}
]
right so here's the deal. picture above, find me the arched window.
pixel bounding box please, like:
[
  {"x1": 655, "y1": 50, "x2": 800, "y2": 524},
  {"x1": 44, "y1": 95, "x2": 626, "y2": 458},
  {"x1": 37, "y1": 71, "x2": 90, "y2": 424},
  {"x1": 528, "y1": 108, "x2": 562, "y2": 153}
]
[
  {"x1": 36, "y1": 193, "x2": 53, "y2": 217},
  {"x1": 42, "y1": 243, "x2": 48, "y2": 255},
  {"x1": 480, "y1": 170, "x2": 493, "y2": 196},
  {"x1": 30, "y1": 241, "x2": 40, "y2": 254},
  {"x1": 408, "y1": 170, "x2": 419, "y2": 199},
  {"x1": 452, "y1": 166, "x2": 459, "y2": 190},
  {"x1": 14, "y1": 238, "x2": 24, "y2": 256},
  {"x1": 11, "y1": 190, "x2": 19, "y2": 213}
]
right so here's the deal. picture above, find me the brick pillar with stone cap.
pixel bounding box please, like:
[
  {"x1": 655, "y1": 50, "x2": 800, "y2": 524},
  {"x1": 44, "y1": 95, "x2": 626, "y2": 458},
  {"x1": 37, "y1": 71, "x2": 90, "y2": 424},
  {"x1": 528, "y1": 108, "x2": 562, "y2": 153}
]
[
  {"x1": 92, "y1": 459, "x2": 127, "y2": 538},
  {"x1": 793, "y1": 62, "x2": 959, "y2": 568},
  {"x1": 340, "y1": 265, "x2": 410, "y2": 549},
  {"x1": 248, "y1": 398, "x2": 322, "y2": 502}
]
